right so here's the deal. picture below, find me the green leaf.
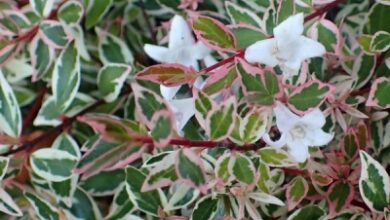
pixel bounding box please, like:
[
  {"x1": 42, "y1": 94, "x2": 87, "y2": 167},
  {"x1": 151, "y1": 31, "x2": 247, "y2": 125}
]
[
  {"x1": 367, "y1": 77, "x2": 390, "y2": 109},
  {"x1": 34, "y1": 96, "x2": 62, "y2": 126},
  {"x1": 342, "y1": 130, "x2": 359, "y2": 159},
  {"x1": 98, "y1": 64, "x2": 131, "y2": 102},
  {"x1": 258, "y1": 147, "x2": 295, "y2": 167},
  {"x1": 106, "y1": 184, "x2": 135, "y2": 220},
  {"x1": 52, "y1": 133, "x2": 81, "y2": 159},
  {"x1": 60, "y1": 187, "x2": 102, "y2": 220},
  {"x1": 311, "y1": 20, "x2": 340, "y2": 54},
  {"x1": 287, "y1": 205, "x2": 325, "y2": 220},
  {"x1": 86, "y1": 0, "x2": 113, "y2": 29},
  {"x1": 277, "y1": 0, "x2": 295, "y2": 24},
  {"x1": 358, "y1": 35, "x2": 374, "y2": 54},
  {"x1": 25, "y1": 192, "x2": 60, "y2": 220},
  {"x1": 206, "y1": 97, "x2": 236, "y2": 140},
  {"x1": 371, "y1": 31, "x2": 390, "y2": 52},
  {"x1": 240, "y1": 110, "x2": 267, "y2": 144},
  {"x1": 39, "y1": 21, "x2": 69, "y2": 48},
  {"x1": 0, "y1": 188, "x2": 22, "y2": 216},
  {"x1": 237, "y1": 61, "x2": 280, "y2": 106},
  {"x1": 352, "y1": 53, "x2": 376, "y2": 89},
  {"x1": 52, "y1": 42, "x2": 80, "y2": 111},
  {"x1": 225, "y1": 1, "x2": 263, "y2": 28},
  {"x1": 30, "y1": 35, "x2": 54, "y2": 80},
  {"x1": 136, "y1": 64, "x2": 197, "y2": 87},
  {"x1": 125, "y1": 167, "x2": 162, "y2": 216},
  {"x1": 194, "y1": 90, "x2": 213, "y2": 125},
  {"x1": 364, "y1": 3, "x2": 390, "y2": 34},
  {"x1": 156, "y1": 0, "x2": 180, "y2": 12},
  {"x1": 230, "y1": 153, "x2": 255, "y2": 185},
  {"x1": 327, "y1": 181, "x2": 354, "y2": 215},
  {"x1": 288, "y1": 81, "x2": 331, "y2": 113},
  {"x1": 132, "y1": 83, "x2": 169, "y2": 124},
  {"x1": 286, "y1": 176, "x2": 308, "y2": 210},
  {"x1": 0, "y1": 157, "x2": 9, "y2": 181},
  {"x1": 97, "y1": 28, "x2": 133, "y2": 64},
  {"x1": 142, "y1": 153, "x2": 177, "y2": 191},
  {"x1": 176, "y1": 149, "x2": 206, "y2": 187},
  {"x1": 359, "y1": 150, "x2": 390, "y2": 212},
  {"x1": 191, "y1": 195, "x2": 221, "y2": 220},
  {"x1": 165, "y1": 184, "x2": 200, "y2": 211},
  {"x1": 203, "y1": 65, "x2": 237, "y2": 95},
  {"x1": 30, "y1": 0, "x2": 53, "y2": 17},
  {"x1": 49, "y1": 175, "x2": 78, "y2": 207},
  {"x1": 151, "y1": 111, "x2": 173, "y2": 148},
  {"x1": 215, "y1": 153, "x2": 232, "y2": 183},
  {"x1": 30, "y1": 148, "x2": 78, "y2": 182},
  {"x1": 231, "y1": 25, "x2": 268, "y2": 48},
  {"x1": 192, "y1": 15, "x2": 236, "y2": 51},
  {"x1": 0, "y1": 70, "x2": 22, "y2": 137},
  {"x1": 80, "y1": 169, "x2": 125, "y2": 196},
  {"x1": 58, "y1": 0, "x2": 84, "y2": 24}
]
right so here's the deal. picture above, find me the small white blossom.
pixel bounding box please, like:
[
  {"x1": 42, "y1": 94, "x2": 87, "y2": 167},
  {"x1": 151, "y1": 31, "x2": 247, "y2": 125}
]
[
  {"x1": 144, "y1": 15, "x2": 214, "y2": 100},
  {"x1": 144, "y1": 15, "x2": 214, "y2": 134},
  {"x1": 244, "y1": 13, "x2": 325, "y2": 79},
  {"x1": 263, "y1": 102, "x2": 333, "y2": 162}
]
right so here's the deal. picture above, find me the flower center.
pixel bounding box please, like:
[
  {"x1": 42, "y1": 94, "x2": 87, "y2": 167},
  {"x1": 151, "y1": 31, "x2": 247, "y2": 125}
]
[{"x1": 289, "y1": 124, "x2": 306, "y2": 139}]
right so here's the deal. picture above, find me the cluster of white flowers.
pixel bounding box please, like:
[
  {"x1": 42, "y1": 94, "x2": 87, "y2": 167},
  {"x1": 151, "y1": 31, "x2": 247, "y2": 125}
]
[
  {"x1": 144, "y1": 15, "x2": 215, "y2": 134},
  {"x1": 144, "y1": 13, "x2": 333, "y2": 162}
]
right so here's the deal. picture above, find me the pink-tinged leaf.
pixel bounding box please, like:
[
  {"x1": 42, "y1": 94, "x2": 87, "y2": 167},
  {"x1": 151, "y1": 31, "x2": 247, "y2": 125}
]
[
  {"x1": 135, "y1": 64, "x2": 198, "y2": 87},
  {"x1": 311, "y1": 173, "x2": 333, "y2": 187},
  {"x1": 288, "y1": 80, "x2": 334, "y2": 115},
  {"x1": 206, "y1": 96, "x2": 237, "y2": 141},
  {"x1": 236, "y1": 58, "x2": 283, "y2": 106},
  {"x1": 327, "y1": 181, "x2": 354, "y2": 217},
  {"x1": 355, "y1": 121, "x2": 369, "y2": 150},
  {"x1": 341, "y1": 128, "x2": 359, "y2": 160},
  {"x1": 352, "y1": 53, "x2": 376, "y2": 90},
  {"x1": 190, "y1": 14, "x2": 237, "y2": 52},
  {"x1": 175, "y1": 149, "x2": 208, "y2": 193},
  {"x1": 131, "y1": 83, "x2": 171, "y2": 128},
  {"x1": 202, "y1": 64, "x2": 238, "y2": 96},
  {"x1": 286, "y1": 176, "x2": 309, "y2": 211},
  {"x1": 334, "y1": 108, "x2": 347, "y2": 132},
  {"x1": 0, "y1": 43, "x2": 20, "y2": 66},
  {"x1": 38, "y1": 20, "x2": 72, "y2": 49},
  {"x1": 104, "y1": 144, "x2": 146, "y2": 171},
  {"x1": 367, "y1": 77, "x2": 390, "y2": 109},
  {"x1": 150, "y1": 110, "x2": 175, "y2": 148},
  {"x1": 308, "y1": 19, "x2": 342, "y2": 55},
  {"x1": 142, "y1": 152, "x2": 177, "y2": 192},
  {"x1": 29, "y1": 35, "x2": 55, "y2": 81},
  {"x1": 194, "y1": 89, "x2": 214, "y2": 129},
  {"x1": 78, "y1": 114, "x2": 147, "y2": 143}
]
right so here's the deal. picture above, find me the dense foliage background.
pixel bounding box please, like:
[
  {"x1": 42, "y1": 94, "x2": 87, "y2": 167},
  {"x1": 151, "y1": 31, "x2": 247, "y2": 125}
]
[{"x1": 0, "y1": 0, "x2": 389, "y2": 219}]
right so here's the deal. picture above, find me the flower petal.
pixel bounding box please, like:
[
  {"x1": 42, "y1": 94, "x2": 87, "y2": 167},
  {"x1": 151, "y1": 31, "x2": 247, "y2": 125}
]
[
  {"x1": 204, "y1": 54, "x2": 217, "y2": 67},
  {"x1": 285, "y1": 36, "x2": 325, "y2": 69},
  {"x1": 169, "y1": 98, "x2": 195, "y2": 132},
  {"x1": 287, "y1": 139, "x2": 309, "y2": 162},
  {"x1": 244, "y1": 39, "x2": 278, "y2": 67},
  {"x1": 144, "y1": 44, "x2": 169, "y2": 63},
  {"x1": 160, "y1": 85, "x2": 181, "y2": 100},
  {"x1": 176, "y1": 55, "x2": 199, "y2": 70},
  {"x1": 274, "y1": 13, "x2": 304, "y2": 46},
  {"x1": 273, "y1": 102, "x2": 300, "y2": 132},
  {"x1": 262, "y1": 133, "x2": 287, "y2": 148},
  {"x1": 307, "y1": 129, "x2": 334, "y2": 146},
  {"x1": 169, "y1": 15, "x2": 195, "y2": 49},
  {"x1": 192, "y1": 41, "x2": 211, "y2": 59},
  {"x1": 300, "y1": 108, "x2": 326, "y2": 128}
]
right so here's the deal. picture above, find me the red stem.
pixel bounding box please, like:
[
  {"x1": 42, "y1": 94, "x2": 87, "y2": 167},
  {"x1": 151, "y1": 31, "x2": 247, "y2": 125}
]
[
  {"x1": 22, "y1": 86, "x2": 49, "y2": 134},
  {"x1": 200, "y1": 50, "x2": 245, "y2": 74},
  {"x1": 304, "y1": 0, "x2": 344, "y2": 22},
  {"x1": 135, "y1": 136, "x2": 265, "y2": 151}
]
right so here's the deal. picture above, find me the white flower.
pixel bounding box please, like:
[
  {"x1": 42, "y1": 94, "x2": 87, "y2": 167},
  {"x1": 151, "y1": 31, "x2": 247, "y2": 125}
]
[
  {"x1": 263, "y1": 102, "x2": 333, "y2": 162},
  {"x1": 244, "y1": 13, "x2": 325, "y2": 79},
  {"x1": 144, "y1": 15, "x2": 215, "y2": 100},
  {"x1": 144, "y1": 15, "x2": 215, "y2": 134}
]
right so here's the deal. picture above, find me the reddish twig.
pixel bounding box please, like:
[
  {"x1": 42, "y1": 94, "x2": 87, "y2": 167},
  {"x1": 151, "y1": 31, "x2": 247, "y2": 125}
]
[
  {"x1": 304, "y1": 0, "x2": 344, "y2": 22},
  {"x1": 200, "y1": 50, "x2": 245, "y2": 74},
  {"x1": 135, "y1": 136, "x2": 265, "y2": 151},
  {"x1": 22, "y1": 85, "x2": 49, "y2": 134},
  {"x1": 2, "y1": 89, "x2": 132, "y2": 157}
]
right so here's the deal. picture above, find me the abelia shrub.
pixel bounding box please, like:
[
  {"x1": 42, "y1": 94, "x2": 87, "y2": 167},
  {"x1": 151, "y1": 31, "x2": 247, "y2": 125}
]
[{"x1": 0, "y1": 0, "x2": 389, "y2": 219}]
